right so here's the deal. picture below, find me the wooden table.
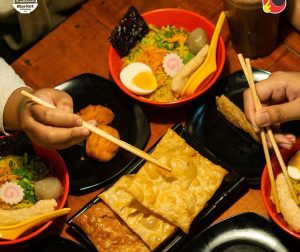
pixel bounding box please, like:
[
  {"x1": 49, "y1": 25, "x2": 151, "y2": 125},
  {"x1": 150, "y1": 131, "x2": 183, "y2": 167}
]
[{"x1": 6, "y1": 0, "x2": 300, "y2": 250}]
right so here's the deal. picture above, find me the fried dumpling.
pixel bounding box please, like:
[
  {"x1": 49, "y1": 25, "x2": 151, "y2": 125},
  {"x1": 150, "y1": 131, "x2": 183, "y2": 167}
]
[
  {"x1": 100, "y1": 175, "x2": 176, "y2": 250},
  {"x1": 123, "y1": 129, "x2": 228, "y2": 233}
]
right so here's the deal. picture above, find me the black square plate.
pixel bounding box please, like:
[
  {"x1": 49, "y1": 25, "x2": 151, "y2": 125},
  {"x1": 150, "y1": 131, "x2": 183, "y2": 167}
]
[
  {"x1": 67, "y1": 124, "x2": 247, "y2": 251},
  {"x1": 55, "y1": 74, "x2": 150, "y2": 194}
]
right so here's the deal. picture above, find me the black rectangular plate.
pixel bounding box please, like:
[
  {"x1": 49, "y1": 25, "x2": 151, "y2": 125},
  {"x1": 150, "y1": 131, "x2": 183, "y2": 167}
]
[{"x1": 66, "y1": 124, "x2": 247, "y2": 251}]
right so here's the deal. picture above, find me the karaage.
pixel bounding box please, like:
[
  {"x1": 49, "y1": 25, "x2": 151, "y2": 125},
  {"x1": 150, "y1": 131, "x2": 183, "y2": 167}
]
[
  {"x1": 77, "y1": 105, "x2": 114, "y2": 125},
  {"x1": 86, "y1": 125, "x2": 120, "y2": 162}
]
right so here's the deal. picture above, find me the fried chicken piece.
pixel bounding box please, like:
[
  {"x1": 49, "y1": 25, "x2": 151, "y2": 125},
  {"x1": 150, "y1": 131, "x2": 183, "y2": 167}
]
[
  {"x1": 86, "y1": 125, "x2": 120, "y2": 162},
  {"x1": 216, "y1": 95, "x2": 260, "y2": 143},
  {"x1": 78, "y1": 105, "x2": 114, "y2": 125}
]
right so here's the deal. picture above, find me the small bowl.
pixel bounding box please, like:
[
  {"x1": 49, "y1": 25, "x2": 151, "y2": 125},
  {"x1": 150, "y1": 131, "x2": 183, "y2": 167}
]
[
  {"x1": 108, "y1": 8, "x2": 226, "y2": 108},
  {"x1": 261, "y1": 138, "x2": 300, "y2": 239},
  {"x1": 0, "y1": 136, "x2": 69, "y2": 245}
]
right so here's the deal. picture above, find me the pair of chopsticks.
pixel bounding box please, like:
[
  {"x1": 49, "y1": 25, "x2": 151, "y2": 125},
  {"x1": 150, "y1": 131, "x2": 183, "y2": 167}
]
[
  {"x1": 237, "y1": 54, "x2": 299, "y2": 212},
  {"x1": 21, "y1": 90, "x2": 171, "y2": 172}
]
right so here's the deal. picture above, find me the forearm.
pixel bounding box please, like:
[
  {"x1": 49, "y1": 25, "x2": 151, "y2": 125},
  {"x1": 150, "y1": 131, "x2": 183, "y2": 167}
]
[
  {"x1": 0, "y1": 57, "x2": 29, "y2": 134},
  {"x1": 3, "y1": 86, "x2": 33, "y2": 131}
]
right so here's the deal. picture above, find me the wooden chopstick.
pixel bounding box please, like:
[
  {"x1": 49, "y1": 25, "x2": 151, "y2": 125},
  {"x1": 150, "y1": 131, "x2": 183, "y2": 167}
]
[
  {"x1": 238, "y1": 54, "x2": 299, "y2": 207},
  {"x1": 245, "y1": 58, "x2": 298, "y2": 205},
  {"x1": 21, "y1": 90, "x2": 172, "y2": 172},
  {"x1": 238, "y1": 54, "x2": 280, "y2": 212},
  {"x1": 238, "y1": 55, "x2": 279, "y2": 211}
]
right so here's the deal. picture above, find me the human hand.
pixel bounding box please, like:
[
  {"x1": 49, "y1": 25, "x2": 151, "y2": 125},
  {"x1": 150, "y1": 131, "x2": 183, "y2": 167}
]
[
  {"x1": 243, "y1": 71, "x2": 300, "y2": 149},
  {"x1": 12, "y1": 88, "x2": 92, "y2": 150}
]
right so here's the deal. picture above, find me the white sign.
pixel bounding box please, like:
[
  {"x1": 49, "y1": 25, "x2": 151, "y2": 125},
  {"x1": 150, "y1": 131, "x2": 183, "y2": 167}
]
[{"x1": 12, "y1": 0, "x2": 38, "y2": 14}]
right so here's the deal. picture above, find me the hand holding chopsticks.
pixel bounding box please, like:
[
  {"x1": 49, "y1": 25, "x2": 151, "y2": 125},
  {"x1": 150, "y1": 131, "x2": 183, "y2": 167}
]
[
  {"x1": 21, "y1": 90, "x2": 172, "y2": 172},
  {"x1": 238, "y1": 54, "x2": 299, "y2": 211}
]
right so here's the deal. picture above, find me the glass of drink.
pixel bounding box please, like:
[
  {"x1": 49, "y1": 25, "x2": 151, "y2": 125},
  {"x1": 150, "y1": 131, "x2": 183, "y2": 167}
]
[{"x1": 224, "y1": 0, "x2": 280, "y2": 59}]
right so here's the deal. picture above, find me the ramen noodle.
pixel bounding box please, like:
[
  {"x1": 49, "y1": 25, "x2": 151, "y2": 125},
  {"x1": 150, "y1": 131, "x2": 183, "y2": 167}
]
[{"x1": 122, "y1": 25, "x2": 192, "y2": 102}]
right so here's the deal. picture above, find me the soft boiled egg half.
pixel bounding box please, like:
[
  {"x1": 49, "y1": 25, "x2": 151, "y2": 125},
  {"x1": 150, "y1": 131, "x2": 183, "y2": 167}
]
[
  {"x1": 120, "y1": 62, "x2": 157, "y2": 95},
  {"x1": 288, "y1": 150, "x2": 300, "y2": 180}
]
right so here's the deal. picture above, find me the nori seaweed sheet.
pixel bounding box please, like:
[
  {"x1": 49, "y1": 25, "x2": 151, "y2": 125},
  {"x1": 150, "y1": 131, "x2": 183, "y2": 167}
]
[
  {"x1": 0, "y1": 132, "x2": 33, "y2": 158},
  {"x1": 108, "y1": 6, "x2": 149, "y2": 57}
]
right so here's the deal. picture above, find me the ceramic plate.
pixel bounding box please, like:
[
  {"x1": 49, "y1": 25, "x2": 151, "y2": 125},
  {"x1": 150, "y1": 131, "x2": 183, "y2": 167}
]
[
  {"x1": 186, "y1": 69, "x2": 269, "y2": 187},
  {"x1": 181, "y1": 212, "x2": 298, "y2": 252},
  {"x1": 56, "y1": 74, "x2": 150, "y2": 193},
  {"x1": 24, "y1": 235, "x2": 90, "y2": 252}
]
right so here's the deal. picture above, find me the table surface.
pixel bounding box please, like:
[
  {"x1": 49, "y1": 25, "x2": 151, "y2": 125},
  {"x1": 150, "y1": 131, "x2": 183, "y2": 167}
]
[{"x1": 6, "y1": 0, "x2": 300, "y2": 250}]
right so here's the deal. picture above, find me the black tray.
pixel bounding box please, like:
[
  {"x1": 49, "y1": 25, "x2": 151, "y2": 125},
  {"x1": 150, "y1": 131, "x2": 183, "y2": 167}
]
[
  {"x1": 181, "y1": 212, "x2": 298, "y2": 252},
  {"x1": 67, "y1": 124, "x2": 247, "y2": 252},
  {"x1": 55, "y1": 73, "x2": 150, "y2": 194}
]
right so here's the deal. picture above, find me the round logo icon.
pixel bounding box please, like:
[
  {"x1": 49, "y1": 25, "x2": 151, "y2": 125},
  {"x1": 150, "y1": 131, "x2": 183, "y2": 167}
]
[
  {"x1": 262, "y1": 0, "x2": 287, "y2": 14},
  {"x1": 13, "y1": 0, "x2": 38, "y2": 14}
]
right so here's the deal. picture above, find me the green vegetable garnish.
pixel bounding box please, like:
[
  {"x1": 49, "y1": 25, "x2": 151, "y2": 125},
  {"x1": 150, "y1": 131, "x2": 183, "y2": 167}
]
[
  {"x1": 11, "y1": 153, "x2": 50, "y2": 181},
  {"x1": 18, "y1": 178, "x2": 36, "y2": 204},
  {"x1": 183, "y1": 51, "x2": 195, "y2": 64}
]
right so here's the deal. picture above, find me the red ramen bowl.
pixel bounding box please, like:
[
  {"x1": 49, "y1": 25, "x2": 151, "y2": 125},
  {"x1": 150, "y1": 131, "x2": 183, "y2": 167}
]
[
  {"x1": 261, "y1": 138, "x2": 300, "y2": 239},
  {"x1": 108, "y1": 8, "x2": 226, "y2": 108},
  {"x1": 0, "y1": 136, "x2": 69, "y2": 245}
]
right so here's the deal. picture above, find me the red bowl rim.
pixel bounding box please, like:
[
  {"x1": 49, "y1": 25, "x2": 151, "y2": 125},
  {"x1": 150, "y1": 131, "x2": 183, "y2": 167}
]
[
  {"x1": 108, "y1": 8, "x2": 226, "y2": 107},
  {"x1": 0, "y1": 145, "x2": 69, "y2": 245},
  {"x1": 261, "y1": 146, "x2": 300, "y2": 239}
]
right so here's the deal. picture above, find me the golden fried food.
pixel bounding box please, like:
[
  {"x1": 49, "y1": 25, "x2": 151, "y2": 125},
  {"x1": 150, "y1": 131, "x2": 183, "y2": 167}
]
[
  {"x1": 77, "y1": 104, "x2": 114, "y2": 125},
  {"x1": 171, "y1": 44, "x2": 209, "y2": 96},
  {"x1": 73, "y1": 202, "x2": 150, "y2": 252},
  {"x1": 100, "y1": 175, "x2": 177, "y2": 250},
  {"x1": 216, "y1": 95, "x2": 260, "y2": 143},
  {"x1": 86, "y1": 125, "x2": 120, "y2": 162},
  {"x1": 0, "y1": 199, "x2": 57, "y2": 226},
  {"x1": 276, "y1": 173, "x2": 300, "y2": 233},
  {"x1": 123, "y1": 129, "x2": 227, "y2": 233}
]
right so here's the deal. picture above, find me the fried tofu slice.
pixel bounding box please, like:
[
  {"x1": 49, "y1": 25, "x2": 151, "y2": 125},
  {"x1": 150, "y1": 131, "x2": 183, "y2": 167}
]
[
  {"x1": 73, "y1": 201, "x2": 150, "y2": 252},
  {"x1": 216, "y1": 95, "x2": 260, "y2": 143},
  {"x1": 100, "y1": 176, "x2": 176, "y2": 250}
]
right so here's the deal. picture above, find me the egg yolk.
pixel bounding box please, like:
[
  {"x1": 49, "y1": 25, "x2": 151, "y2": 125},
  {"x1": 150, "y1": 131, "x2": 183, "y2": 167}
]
[
  {"x1": 132, "y1": 72, "x2": 157, "y2": 90},
  {"x1": 289, "y1": 151, "x2": 300, "y2": 170}
]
